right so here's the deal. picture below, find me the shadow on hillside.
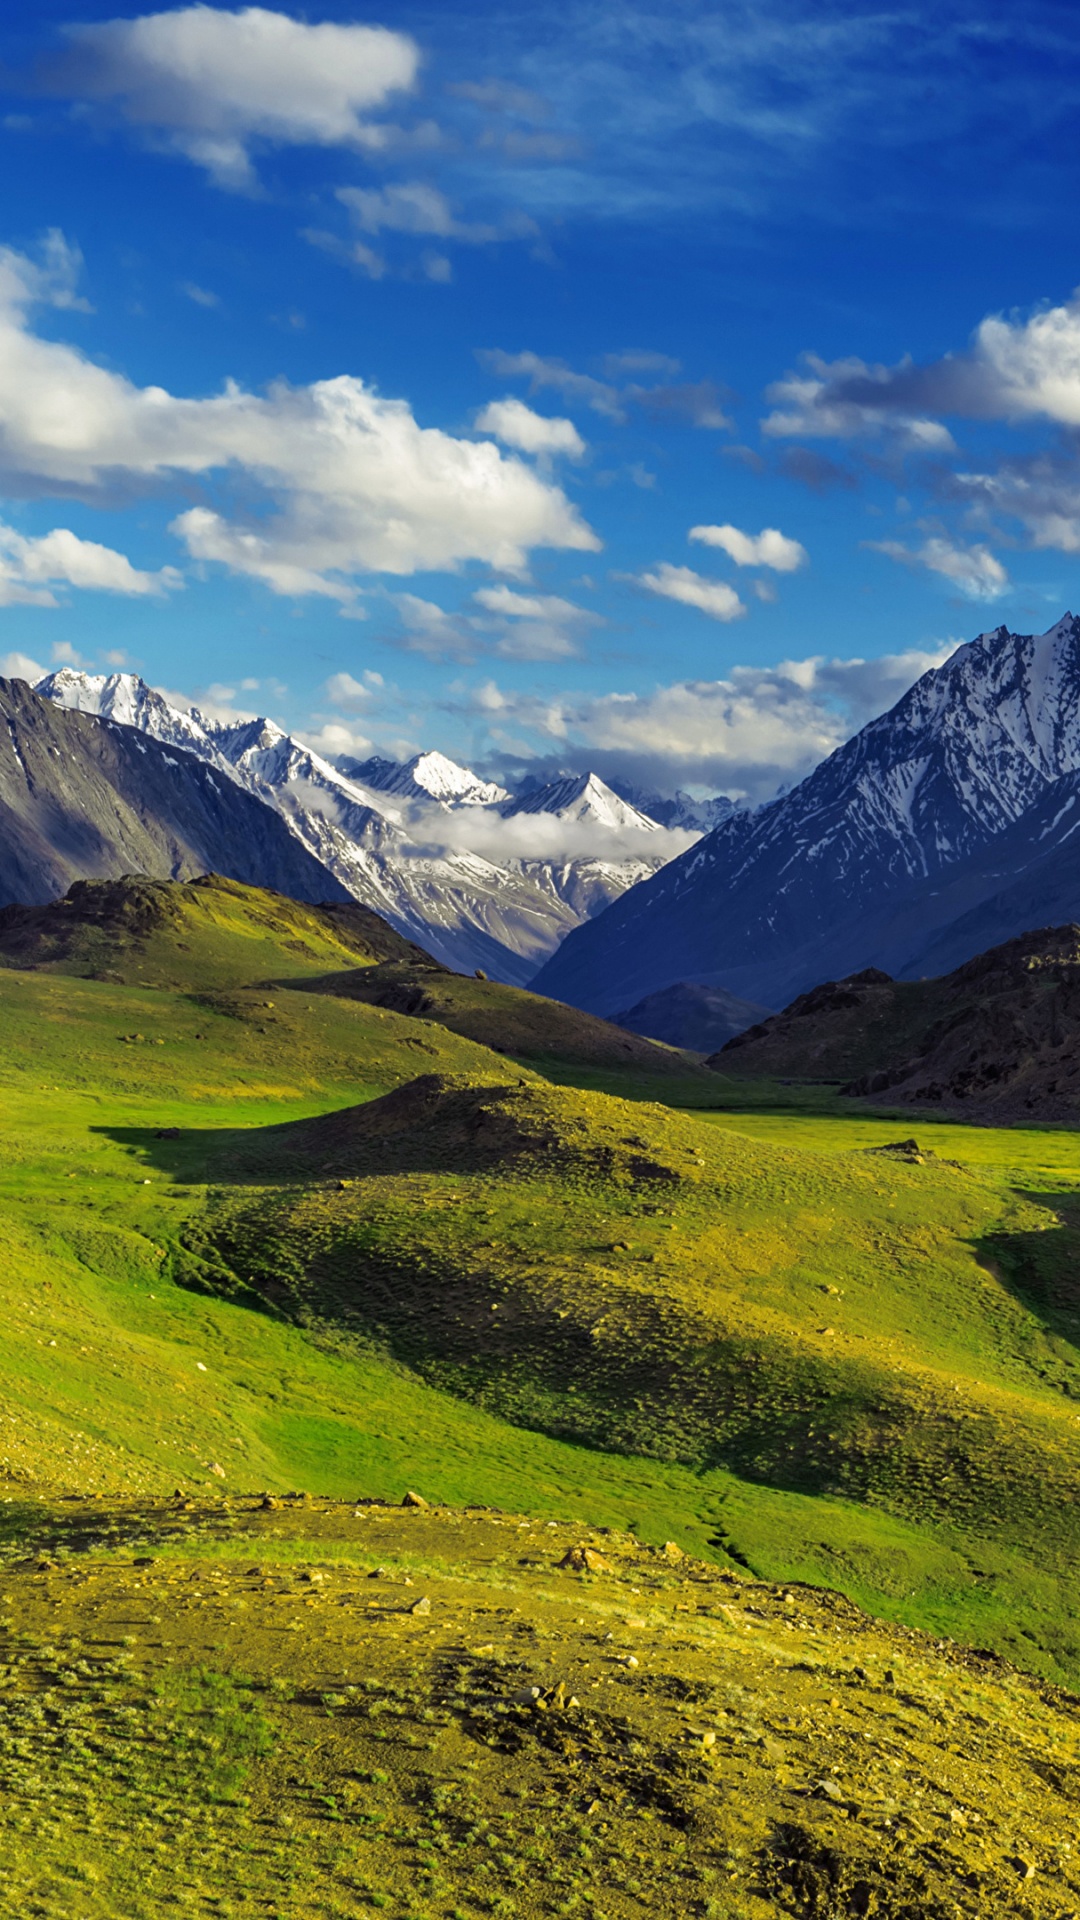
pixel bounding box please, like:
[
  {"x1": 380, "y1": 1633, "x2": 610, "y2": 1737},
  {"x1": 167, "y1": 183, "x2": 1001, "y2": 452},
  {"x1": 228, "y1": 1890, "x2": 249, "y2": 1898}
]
[
  {"x1": 976, "y1": 1192, "x2": 1080, "y2": 1363},
  {"x1": 93, "y1": 1122, "x2": 315, "y2": 1187}
]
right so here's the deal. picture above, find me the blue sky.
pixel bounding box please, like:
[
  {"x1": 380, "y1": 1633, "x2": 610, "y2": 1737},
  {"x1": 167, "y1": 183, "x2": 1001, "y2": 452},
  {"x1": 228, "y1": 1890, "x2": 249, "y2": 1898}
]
[{"x1": 2, "y1": 0, "x2": 1080, "y2": 797}]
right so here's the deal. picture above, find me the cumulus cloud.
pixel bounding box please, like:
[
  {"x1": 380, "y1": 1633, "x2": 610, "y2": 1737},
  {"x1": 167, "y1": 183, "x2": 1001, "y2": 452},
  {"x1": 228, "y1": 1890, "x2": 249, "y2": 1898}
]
[
  {"x1": 474, "y1": 397, "x2": 585, "y2": 458},
  {"x1": 636, "y1": 563, "x2": 746, "y2": 622},
  {"x1": 762, "y1": 291, "x2": 1080, "y2": 453},
  {"x1": 0, "y1": 650, "x2": 47, "y2": 681},
  {"x1": 0, "y1": 521, "x2": 179, "y2": 606},
  {"x1": 865, "y1": 535, "x2": 1009, "y2": 600},
  {"x1": 0, "y1": 237, "x2": 598, "y2": 597},
  {"x1": 466, "y1": 642, "x2": 958, "y2": 799},
  {"x1": 763, "y1": 354, "x2": 956, "y2": 449},
  {"x1": 324, "y1": 670, "x2": 377, "y2": 714},
  {"x1": 384, "y1": 580, "x2": 595, "y2": 664},
  {"x1": 690, "y1": 523, "x2": 807, "y2": 571},
  {"x1": 943, "y1": 453, "x2": 1080, "y2": 556},
  {"x1": 48, "y1": 6, "x2": 419, "y2": 190}
]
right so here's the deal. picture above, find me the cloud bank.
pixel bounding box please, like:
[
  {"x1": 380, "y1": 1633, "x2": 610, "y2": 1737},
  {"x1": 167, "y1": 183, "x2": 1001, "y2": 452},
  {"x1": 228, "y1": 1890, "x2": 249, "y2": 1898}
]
[
  {"x1": 0, "y1": 237, "x2": 599, "y2": 597},
  {"x1": 468, "y1": 642, "x2": 958, "y2": 798}
]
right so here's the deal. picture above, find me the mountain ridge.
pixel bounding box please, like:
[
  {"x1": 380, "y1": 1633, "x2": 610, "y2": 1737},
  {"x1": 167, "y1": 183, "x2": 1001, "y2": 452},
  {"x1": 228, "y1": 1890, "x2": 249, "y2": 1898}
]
[
  {"x1": 533, "y1": 613, "x2": 1080, "y2": 1013},
  {"x1": 37, "y1": 669, "x2": 688, "y2": 984},
  {"x1": 0, "y1": 677, "x2": 351, "y2": 909}
]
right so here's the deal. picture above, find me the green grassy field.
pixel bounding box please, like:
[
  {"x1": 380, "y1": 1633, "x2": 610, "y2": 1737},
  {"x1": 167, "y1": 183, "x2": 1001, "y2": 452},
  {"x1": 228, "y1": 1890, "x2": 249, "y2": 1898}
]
[
  {"x1": 7, "y1": 878, "x2": 1080, "y2": 1914},
  {"x1": 5, "y1": 875, "x2": 1080, "y2": 1697}
]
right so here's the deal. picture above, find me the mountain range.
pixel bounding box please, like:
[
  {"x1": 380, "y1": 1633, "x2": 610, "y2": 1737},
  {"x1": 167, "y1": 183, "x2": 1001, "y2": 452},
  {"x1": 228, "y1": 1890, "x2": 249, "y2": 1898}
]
[
  {"x1": 0, "y1": 675, "x2": 348, "y2": 909},
  {"x1": 36, "y1": 668, "x2": 698, "y2": 984},
  {"x1": 535, "y1": 612, "x2": 1080, "y2": 1014}
]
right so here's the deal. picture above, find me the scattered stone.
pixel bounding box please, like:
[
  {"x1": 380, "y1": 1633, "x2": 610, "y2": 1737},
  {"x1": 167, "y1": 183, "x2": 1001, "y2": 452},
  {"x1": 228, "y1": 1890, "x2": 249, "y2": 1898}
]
[
  {"x1": 260, "y1": 1494, "x2": 279, "y2": 1510},
  {"x1": 661, "y1": 1540, "x2": 684, "y2": 1562},
  {"x1": 559, "y1": 1545, "x2": 612, "y2": 1573},
  {"x1": 209, "y1": 1462, "x2": 226, "y2": 1478},
  {"x1": 511, "y1": 1685, "x2": 542, "y2": 1705},
  {"x1": 402, "y1": 1489, "x2": 429, "y2": 1509},
  {"x1": 409, "y1": 1594, "x2": 432, "y2": 1615},
  {"x1": 155, "y1": 1127, "x2": 180, "y2": 1140}
]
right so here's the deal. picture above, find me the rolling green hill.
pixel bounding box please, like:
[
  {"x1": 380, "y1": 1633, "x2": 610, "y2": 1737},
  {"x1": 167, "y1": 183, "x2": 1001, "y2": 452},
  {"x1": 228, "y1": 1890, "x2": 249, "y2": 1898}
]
[
  {"x1": 5, "y1": 876, "x2": 1080, "y2": 1912},
  {"x1": 298, "y1": 957, "x2": 697, "y2": 1075}
]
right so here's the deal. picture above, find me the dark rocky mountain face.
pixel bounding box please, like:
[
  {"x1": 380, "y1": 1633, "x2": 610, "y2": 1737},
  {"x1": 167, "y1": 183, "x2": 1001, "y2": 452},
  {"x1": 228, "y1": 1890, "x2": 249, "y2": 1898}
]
[
  {"x1": 611, "y1": 980, "x2": 769, "y2": 1051},
  {"x1": 715, "y1": 925, "x2": 1080, "y2": 1123},
  {"x1": 0, "y1": 677, "x2": 349, "y2": 908},
  {"x1": 533, "y1": 614, "x2": 1080, "y2": 1014}
]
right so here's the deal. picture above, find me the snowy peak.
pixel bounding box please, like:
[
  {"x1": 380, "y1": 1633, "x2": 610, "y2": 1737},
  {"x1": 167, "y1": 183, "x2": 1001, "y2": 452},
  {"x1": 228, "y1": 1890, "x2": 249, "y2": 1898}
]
[
  {"x1": 533, "y1": 612, "x2": 1080, "y2": 1015},
  {"x1": 504, "y1": 772, "x2": 660, "y2": 832},
  {"x1": 356, "y1": 749, "x2": 509, "y2": 808},
  {"x1": 36, "y1": 669, "x2": 221, "y2": 760}
]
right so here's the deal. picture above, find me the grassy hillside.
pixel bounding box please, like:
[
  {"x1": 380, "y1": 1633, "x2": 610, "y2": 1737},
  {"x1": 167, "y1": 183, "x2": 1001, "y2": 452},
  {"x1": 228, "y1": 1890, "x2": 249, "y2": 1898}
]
[
  {"x1": 300, "y1": 958, "x2": 697, "y2": 1075},
  {"x1": 1, "y1": 1492, "x2": 1076, "y2": 1920},
  {"x1": 0, "y1": 871, "x2": 430, "y2": 990},
  {"x1": 3, "y1": 888, "x2": 1080, "y2": 1684}
]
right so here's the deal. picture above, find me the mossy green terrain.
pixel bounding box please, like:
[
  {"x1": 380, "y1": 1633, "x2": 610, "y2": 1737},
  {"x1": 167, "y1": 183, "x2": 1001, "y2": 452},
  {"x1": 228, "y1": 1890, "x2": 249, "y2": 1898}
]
[
  {"x1": 300, "y1": 959, "x2": 696, "y2": 1075},
  {"x1": 5, "y1": 877, "x2": 1080, "y2": 1911},
  {"x1": 1, "y1": 1494, "x2": 1078, "y2": 1920}
]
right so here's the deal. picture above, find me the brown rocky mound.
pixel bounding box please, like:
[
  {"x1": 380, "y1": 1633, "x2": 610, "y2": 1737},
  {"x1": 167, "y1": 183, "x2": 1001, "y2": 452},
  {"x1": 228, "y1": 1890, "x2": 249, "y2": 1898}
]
[
  {"x1": 711, "y1": 925, "x2": 1080, "y2": 1120},
  {"x1": 255, "y1": 1072, "x2": 688, "y2": 1183}
]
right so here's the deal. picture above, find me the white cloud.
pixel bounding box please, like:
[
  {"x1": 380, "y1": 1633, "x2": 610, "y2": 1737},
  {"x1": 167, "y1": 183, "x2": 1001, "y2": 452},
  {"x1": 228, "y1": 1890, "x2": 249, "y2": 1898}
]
[
  {"x1": 472, "y1": 584, "x2": 587, "y2": 621},
  {"x1": 475, "y1": 398, "x2": 585, "y2": 459},
  {"x1": 324, "y1": 670, "x2": 375, "y2": 713},
  {"x1": 690, "y1": 523, "x2": 807, "y2": 571},
  {"x1": 636, "y1": 563, "x2": 746, "y2": 622},
  {"x1": 762, "y1": 354, "x2": 956, "y2": 449},
  {"x1": 407, "y1": 803, "x2": 694, "y2": 867},
  {"x1": 0, "y1": 521, "x2": 179, "y2": 606},
  {"x1": 0, "y1": 238, "x2": 598, "y2": 596},
  {"x1": 866, "y1": 536, "x2": 1009, "y2": 600},
  {"x1": 389, "y1": 585, "x2": 590, "y2": 664},
  {"x1": 181, "y1": 281, "x2": 219, "y2": 308},
  {"x1": 465, "y1": 642, "x2": 957, "y2": 798},
  {"x1": 52, "y1": 6, "x2": 419, "y2": 190},
  {"x1": 0, "y1": 650, "x2": 47, "y2": 681},
  {"x1": 299, "y1": 720, "x2": 373, "y2": 759}
]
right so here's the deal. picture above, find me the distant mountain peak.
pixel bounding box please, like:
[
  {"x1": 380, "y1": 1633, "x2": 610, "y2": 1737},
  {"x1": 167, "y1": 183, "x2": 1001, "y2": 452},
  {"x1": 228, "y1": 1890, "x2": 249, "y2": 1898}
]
[
  {"x1": 503, "y1": 770, "x2": 660, "y2": 831},
  {"x1": 534, "y1": 612, "x2": 1080, "y2": 1015}
]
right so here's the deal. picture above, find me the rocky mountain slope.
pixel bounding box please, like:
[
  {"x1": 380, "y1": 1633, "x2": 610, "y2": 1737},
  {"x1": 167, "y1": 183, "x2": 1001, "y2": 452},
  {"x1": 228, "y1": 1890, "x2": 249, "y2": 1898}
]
[
  {"x1": 534, "y1": 612, "x2": 1080, "y2": 1014},
  {"x1": 0, "y1": 677, "x2": 349, "y2": 908},
  {"x1": 716, "y1": 923, "x2": 1080, "y2": 1121},
  {"x1": 38, "y1": 670, "x2": 679, "y2": 984},
  {"x1": 613, "y1": 980, "x2": 769, "y2": 1051}
]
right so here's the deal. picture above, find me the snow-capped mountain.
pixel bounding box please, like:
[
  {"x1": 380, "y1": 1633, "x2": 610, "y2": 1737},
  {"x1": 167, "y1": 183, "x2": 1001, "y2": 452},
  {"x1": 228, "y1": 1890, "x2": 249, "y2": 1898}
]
[
  {"x1": 346, "y1": 750, "x2": 509, "y2": 808},
  {"x1": 36, "y1": 671, "x2": 686, "y2": 983},
  {"x1": 502, "y1": 771, "x2": 660, "y2": 834},
  {"x1": 534, "y1": 613, "x2": 1080, "y2": 1013}
]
